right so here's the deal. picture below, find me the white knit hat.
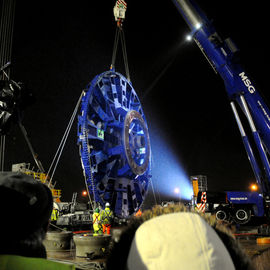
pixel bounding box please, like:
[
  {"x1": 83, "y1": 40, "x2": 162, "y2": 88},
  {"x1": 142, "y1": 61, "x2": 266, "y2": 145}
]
[{"x1": 126, "y1": 212, "x2": 235, "y2": 270}]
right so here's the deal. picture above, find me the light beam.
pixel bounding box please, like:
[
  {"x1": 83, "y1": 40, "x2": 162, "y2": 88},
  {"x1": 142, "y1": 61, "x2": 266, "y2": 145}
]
[{"x1": 149, "y1": 124, "x2": 193, "y2": 201}]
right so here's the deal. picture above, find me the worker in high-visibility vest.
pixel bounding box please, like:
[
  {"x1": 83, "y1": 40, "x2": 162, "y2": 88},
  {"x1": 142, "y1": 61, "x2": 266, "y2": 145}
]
[
  {"x1": 135, "y1": 208, "x2": 142, "y2": 217},
  {"x1": 51, "y1": 208, "x2": 59, "y2": 223},
  {"x1": 92, "y1": 208, "x2": 102, "y2": 236},
  {"x1": 100, "y1": 202, "x2": 114, "y2": 235}
]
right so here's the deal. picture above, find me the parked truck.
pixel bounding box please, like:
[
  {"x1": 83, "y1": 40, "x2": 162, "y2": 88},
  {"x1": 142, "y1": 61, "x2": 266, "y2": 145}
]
[{"x1": 196, "y1": 190, "x2": 267, "y2": 224}]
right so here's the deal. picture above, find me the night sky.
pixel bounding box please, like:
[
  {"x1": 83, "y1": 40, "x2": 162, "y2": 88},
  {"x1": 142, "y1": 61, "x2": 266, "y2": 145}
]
[{"x1": 3, "y1": 1, "x2": 269, "y2": 203}]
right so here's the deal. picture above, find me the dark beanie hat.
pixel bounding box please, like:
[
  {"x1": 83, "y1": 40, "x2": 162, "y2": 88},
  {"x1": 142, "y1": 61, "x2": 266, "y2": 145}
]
[{"x1": 0, "y1": 172, "x2": 53, "y2": 237}]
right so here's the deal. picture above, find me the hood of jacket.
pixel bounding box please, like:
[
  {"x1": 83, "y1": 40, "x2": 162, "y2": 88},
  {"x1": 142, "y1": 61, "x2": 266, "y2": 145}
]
[{"x1": 126, "y1": 212, "x2": 235, "y2": 270}]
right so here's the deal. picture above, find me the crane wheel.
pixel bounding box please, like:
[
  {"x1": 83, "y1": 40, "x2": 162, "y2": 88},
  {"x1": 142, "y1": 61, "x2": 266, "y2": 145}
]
[
  {"x1": 233, "y1": 208, "x2": 251, "y2": 224},
  {"x1": 216, "y1": 210, "x2": 227, "y2": 221}
]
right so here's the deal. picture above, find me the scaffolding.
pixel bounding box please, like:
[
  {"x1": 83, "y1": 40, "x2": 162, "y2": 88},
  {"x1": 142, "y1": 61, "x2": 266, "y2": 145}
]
[
  {"x1": 190, "y1": 175, "x2": 207, "y2": 206},
  {"x1": 12, "y1": 163, "x2": 62, "y2": 202}
]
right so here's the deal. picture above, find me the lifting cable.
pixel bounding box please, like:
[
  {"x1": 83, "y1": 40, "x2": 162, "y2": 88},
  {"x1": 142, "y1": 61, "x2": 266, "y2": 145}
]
[
  {"x1": 150, "y1": 179, "x2": 158, "y2": 205},
  {"x1": 83, "y1": 125, "x2": 95, "y2": 210},
  {"x1": 110, "y1": 27, "x2": 120, "y2": 71},
  {"x1": 0, "y1": 136, "x2": 5, "y2": 171},
  {"x1": 0, "y1": 0, "x2": 16, "y2": 171},
  {"x1": 0, "y1": 0, "x2": 15, "y2": 80},
  {"x1": 149, "y1": 154, "x2": 159, "y2": 205},
  {"x1": 110, "y1": 0, "x2": 130, "y2": 81},
  {"x1": 47, "y1": 91, "x2": 84, "y2": 186}
]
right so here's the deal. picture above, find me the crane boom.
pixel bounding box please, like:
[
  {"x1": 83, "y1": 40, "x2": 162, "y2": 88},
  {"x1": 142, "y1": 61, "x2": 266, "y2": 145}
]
[
  {"x1": 172, "y1": 0, "x2": 270, "y2": 224},
  {"x1": 172, "y1": 0, "x2": 270, "y2": 194}
]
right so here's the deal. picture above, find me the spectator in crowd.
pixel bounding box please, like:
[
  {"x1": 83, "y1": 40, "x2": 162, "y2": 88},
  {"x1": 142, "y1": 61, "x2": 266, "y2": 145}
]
[
  {"x1": 0, "y1": 172, "x2": 75, "y2": 270},
  {"x1": 106, "y1": 204, "x2": 255, "y2": 270}
]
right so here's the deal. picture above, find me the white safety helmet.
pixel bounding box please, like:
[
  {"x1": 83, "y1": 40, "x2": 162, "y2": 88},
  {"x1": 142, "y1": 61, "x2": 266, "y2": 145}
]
[{"x1": 105, "y1": 202, "x2": 110, "y2": 207}]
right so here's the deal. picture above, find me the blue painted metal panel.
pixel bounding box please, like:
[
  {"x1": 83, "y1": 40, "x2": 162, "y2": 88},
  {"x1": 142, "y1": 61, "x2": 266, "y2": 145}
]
[
  {"x1": 226, "y1": 191, "x2": 264, "y2": 216},
  {"x1": 77, "y1": 70, "x2": 151, "y2": 218}
]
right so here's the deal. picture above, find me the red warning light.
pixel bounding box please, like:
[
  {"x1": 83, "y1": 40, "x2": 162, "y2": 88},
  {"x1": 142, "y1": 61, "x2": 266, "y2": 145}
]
[{"x1": 82, "y1": 190, "x2": 88, "y2": 196}]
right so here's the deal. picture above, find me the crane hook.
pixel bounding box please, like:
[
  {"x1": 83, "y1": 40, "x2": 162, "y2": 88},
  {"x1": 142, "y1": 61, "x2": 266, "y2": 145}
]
[{"x1": 113, "y1": 0, "x2": 127, "y2": 28}]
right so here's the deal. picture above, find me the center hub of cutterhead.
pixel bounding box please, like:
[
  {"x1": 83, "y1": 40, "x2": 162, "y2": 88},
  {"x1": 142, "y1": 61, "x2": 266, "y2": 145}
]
[{"x1": 123, "y1": 110, "x2": 150, "y2": 175}]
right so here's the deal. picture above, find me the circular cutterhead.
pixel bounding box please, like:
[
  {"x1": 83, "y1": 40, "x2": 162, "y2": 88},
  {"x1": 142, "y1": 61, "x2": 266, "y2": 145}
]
[{"x1": 78, "y1": 70, "x2": 151, "y2": 218}]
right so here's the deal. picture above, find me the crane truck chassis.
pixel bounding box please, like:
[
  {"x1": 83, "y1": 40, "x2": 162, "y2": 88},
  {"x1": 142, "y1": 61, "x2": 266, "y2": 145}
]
[{"x1": 196, "y1": 191, "x2": 270, "y2": 225}]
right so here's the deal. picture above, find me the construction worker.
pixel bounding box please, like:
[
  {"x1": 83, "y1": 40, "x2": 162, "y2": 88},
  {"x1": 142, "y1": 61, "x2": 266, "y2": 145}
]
[
  {"x1": 51, "y1": 203, "x2": 59, "y2": 224},
  {"x1": 100, "y1": 202, "x2": 114, "y2": 235},
  {"x1": 92, "y1": 208, "x2": 102, "y2": 236},
  {"x1": 135, "y1": 208, "x2": 142, "y2": 217}
]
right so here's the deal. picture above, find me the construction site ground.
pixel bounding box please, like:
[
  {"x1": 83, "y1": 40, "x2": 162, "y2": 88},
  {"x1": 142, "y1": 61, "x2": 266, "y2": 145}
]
[{"x1": 45, "y1": 226, "x2": 270, "y2": 270}]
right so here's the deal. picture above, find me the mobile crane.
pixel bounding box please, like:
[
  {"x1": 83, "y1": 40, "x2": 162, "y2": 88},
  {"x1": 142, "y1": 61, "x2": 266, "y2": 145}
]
[{"x1": 172, "y1": 0, "x2": 270, "y2": 225}]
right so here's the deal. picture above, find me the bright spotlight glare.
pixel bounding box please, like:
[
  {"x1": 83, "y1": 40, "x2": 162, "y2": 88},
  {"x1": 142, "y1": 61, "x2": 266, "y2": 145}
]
[
  {"x1": 174, "y1": 187, "x2": 180, "y2": 194},
  {"x1": 195, "y1": 23, "x2": 202, "y2": 30},
  {"x1": 186, "y1": 35, "x2": 192, "y2": 41}
]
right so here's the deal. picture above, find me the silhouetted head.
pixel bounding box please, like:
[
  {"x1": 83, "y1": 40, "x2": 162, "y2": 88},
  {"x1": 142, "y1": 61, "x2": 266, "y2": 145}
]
[{"x1": 0, "y1": 171, "x2": 53, "y2": 258}]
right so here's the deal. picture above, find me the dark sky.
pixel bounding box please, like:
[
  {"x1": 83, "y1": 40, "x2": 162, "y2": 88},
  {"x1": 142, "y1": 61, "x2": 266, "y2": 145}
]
[{"x1": 3, "y1": 0, "x2": 269, "y2": 202}]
